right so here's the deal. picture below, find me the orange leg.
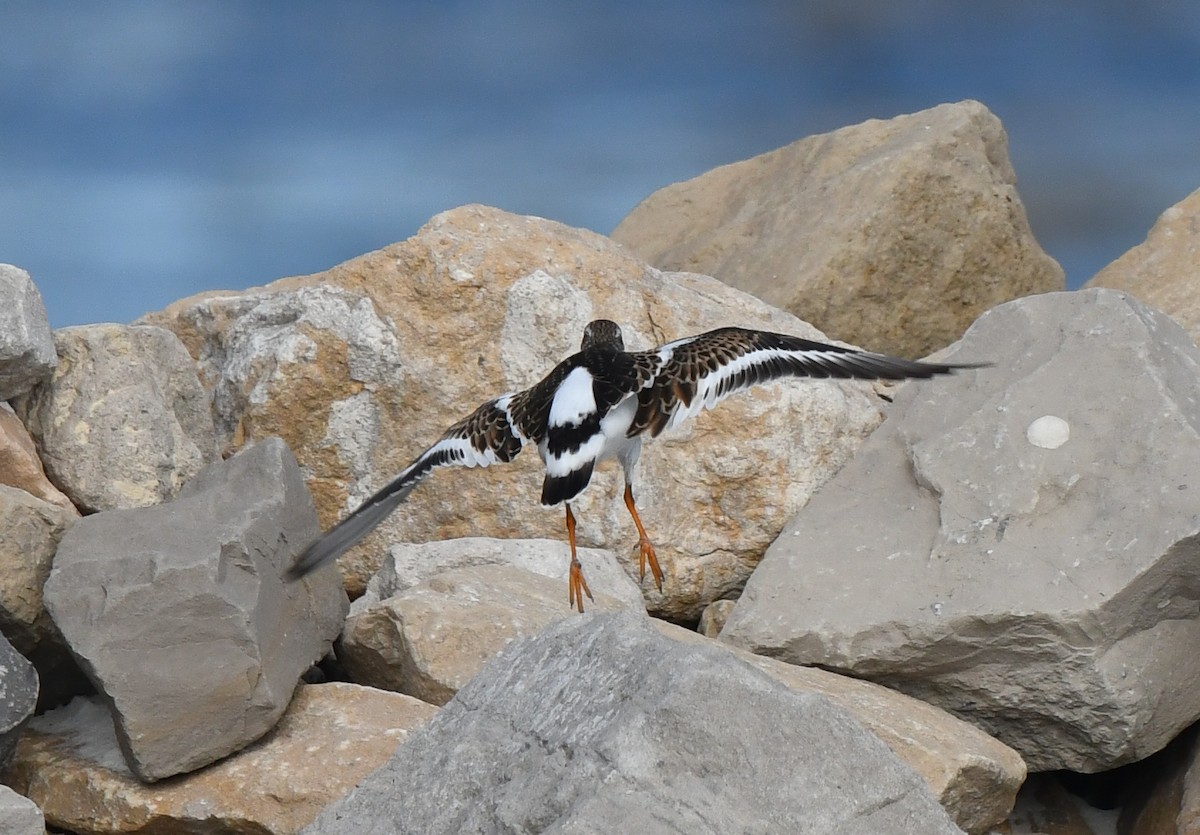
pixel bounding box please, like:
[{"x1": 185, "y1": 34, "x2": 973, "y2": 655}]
[
  {"x1": 623, "y1": 484, "x2": 664, "y2": 592},
  {"x1": 565, "y1": 503, "x2": 593, "y2": 613}
]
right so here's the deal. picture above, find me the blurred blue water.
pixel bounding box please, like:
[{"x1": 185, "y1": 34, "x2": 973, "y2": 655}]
[{"x1": 2, "y1": 2, "x2": 1197, "y2": 328}]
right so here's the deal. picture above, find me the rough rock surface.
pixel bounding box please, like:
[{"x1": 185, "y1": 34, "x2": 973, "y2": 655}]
[
  {"x1": 697, "y1": 599, "x2": 735, "y2": 638},
  {"x1": 721, "y1": 289, "x2": 1200, "y2": 773},
  {"x1": 0, "y1": 403, "x2": 75, "y2": 512},
  {"x1": 0, "y1": 485, "x2": 84, "y2": 708},
  {"x1": 0, "y1": 631, "x2": 38, "y2": 770},
  {"x1": 303, "y1": 610, "x2": 963, "y2": 834},
  {"x1": 0, "y1": 785, "x2": 43, "y2": 835},
  {"x1": 358, "y1": 536, "x2": 645, "y2": 610},
  {"x1": 13, "y1": 324, "x2": 218, "y2": 512},
  {"x1": 660, "y1": 622, "x2": 1023, "y2": 834},
  {"x1": 142, "y1": 206, "x2": 893, "y2": 620},
  {"x1": 42, "y1": 438, "x2": 347, "y2": 782},
  {"x1": 1087, "y1": 185, "x2": 1200, "y2": 345},
  {"x1": 4, "y1": 684, "x2": 437, "y2": 834},
  {"x1": 0, "y1": 264, "x2": 56, "y2": 402},
  {"x1": 612, "y1": 100, "x2": 1063, "y2": 359},
  {"x1": 341, "y1": 562, "x2": 638, "y2": 705}
]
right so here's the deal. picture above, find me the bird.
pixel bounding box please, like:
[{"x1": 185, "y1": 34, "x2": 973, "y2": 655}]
[{"x1": 284, "y1": 319, "x2": 985, "y2": 611}]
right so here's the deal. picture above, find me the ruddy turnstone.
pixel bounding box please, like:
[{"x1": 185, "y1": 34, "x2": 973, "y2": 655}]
[{"x1": 285, "y1": 319, "x2": 984, "y2": 610}]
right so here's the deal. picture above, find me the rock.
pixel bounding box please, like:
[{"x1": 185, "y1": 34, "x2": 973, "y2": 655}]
[
  {"x1": 0, "y1": 785, "x2": 43, "y2": 835},
  {"x1": 1087, "y1": 185, "x2": 1200, "y2": 346},
  {"x1": 3, "y1": 684, "x2": 437, "y2": 834},
  {"x1": 303, "y1": 610, "x2": 963, "y2": 834},
  {"x1": 341, "y1": 561, "x2": 638, "y2": 704},
  {"x1": 0, "y1": 403, "x2": 75, "y2": 512},
  {"x1": 359, "y1": 536, "x2": 645, "y2": 610},
  {"x1": 142, "y1": 205, "x2": 893, "y2": 620},
  {"x1": 612, "y1": 100, "x2": 1063, "y2": 359},
  {"x1": 42, "y1": 438, "x2": 347, "y2": 782},
  {"x1": 0, "y1": 485, "x2": 86, "y2": 709},
  {"x1": 0, "y1": 486, "x2": 74, "y2": 656},
  {"x1": 0, "y1": 264, "x2": 56, "y2": 402},
  {"x1": 721, "y1": 289, "x2": 1200, "y2": 773},
  {"x1": 12, "y1": 324, "x2": 218, "y2": 513},
  {"x1": 697, "y1": 598, "x2": 735, "y2": 637},
  {"x1": 660, "y1": 621, "x2": 1023, "y2": 833},
  {"x1": 0, "y1": 631, "x2": 38, "y2": 771}
]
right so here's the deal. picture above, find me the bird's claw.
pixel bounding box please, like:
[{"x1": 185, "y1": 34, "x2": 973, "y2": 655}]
[
  {"x1": 569, "y1": 557, "x2": 594, "y2": 613},
  {"x1": 637, "y1": 537, "x2": 664, "y2": 592}
]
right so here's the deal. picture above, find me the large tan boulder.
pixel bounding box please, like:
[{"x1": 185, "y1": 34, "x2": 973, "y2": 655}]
[
  {"x1": 1087, "y1": 185, "x2": 1200, "y2": 345},
  {"x1": 142, "y1": 205, "x2": 900, "y2": 620},
  {"x1": 13, "y1": 324, "x2": 218, "y2": 513},
  {"x1": 612, "y1": 100, "x2": 1063, "y2": 358}
]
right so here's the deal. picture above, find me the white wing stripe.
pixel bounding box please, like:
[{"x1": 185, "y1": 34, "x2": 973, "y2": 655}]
[
  {"x1": 429, "y1": 435, "x2": 501, "y2": 469},
  {"x1": 663, "y1": 347, "x2": 857, "y2": 432}
]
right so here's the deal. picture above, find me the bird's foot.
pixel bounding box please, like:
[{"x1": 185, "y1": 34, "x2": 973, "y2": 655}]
[
  {"x1": 637, "y1": 537, "x2": 664, "y2": 592},
  {"x1": 569, "y1": 556, "x2": 594, "y2": 613}
]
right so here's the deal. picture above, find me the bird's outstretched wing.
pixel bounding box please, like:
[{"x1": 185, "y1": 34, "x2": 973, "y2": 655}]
[
  {"x1": 284, "y1": 393, "x2": 533, "y2": 581},
  {"x1": 630, "y1": 327, "x2": 986, "y2": 438}
]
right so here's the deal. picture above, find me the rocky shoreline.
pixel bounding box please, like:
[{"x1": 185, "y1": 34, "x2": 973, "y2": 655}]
[{"x1": 2, "y1": 100, "x2": 1200, "y2": 834}]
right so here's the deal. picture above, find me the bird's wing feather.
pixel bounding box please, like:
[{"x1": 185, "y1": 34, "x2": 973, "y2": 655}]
[
  {"x1": 284, "y1": 392, "x2": 532, "y2": 581},
  {"x1": 630, "y1": 327, "x2": 985, "y2": 437}
]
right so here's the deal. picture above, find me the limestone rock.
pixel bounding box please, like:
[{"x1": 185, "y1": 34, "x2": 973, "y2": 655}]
[
  {"x1": 0, "y1": 631, "x2": 38, "y2": 770},
  {"x1": 722, "y1": 289, "x2": 1200, "y2": 773},
  {"x1": 3, "y1": 684, "x2": 437, "y2": 834},
  {"x1": 13, "y1": 324, "x2": 218, "y2": 512},
  {"x1": 1087, "y1": 185, "x2": 1200, "y2": 345},
  {"x1": 42, "y1": 438, "x2": 347, "y2": 782},
  {"x1": 612, "y1": 100, "x2": 1063, "y2": 359},
  {"x1": 302, "y1": 610, "x2": 963, "y2": 834},
  {"x1": 659, "y1": 623, "x2": 1022, "y2": 833},
  {"x1": 142, "y1": 205, "x2": 893, "y2": 620},
  {"x1": 0, "y1": 403, "x2": 75, "y2": 512},
  {"x1": 341, "y1": 561, "x2": 637, "y2": 704},
  {"x1": 359, "y1": 536, "x2": 645, "y2": 610},
  {"x1": 0, "y1": 264, "x2": 56, "y2": 402},
  {"x1": 697, "y1": 598, "x2": 735, "y2": 637},
  {"x1": 0, "y1": 485, "x2": 85, "y2": 708},
  {"x1": 0, "y1": 785, "x2": 43, "y2": 835},
  {"x1": 0, "y1": 487, "x2": 74, "y2": 655}
]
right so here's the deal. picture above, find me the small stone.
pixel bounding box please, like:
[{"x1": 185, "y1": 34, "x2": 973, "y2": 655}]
[{"x1": 1026, "y1": 415, "x2": 1070, "y2": 449}]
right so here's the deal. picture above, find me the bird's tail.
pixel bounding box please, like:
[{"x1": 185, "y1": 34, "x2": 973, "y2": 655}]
[{"x1": 284, "y1": 466, "x2": 423, "y2": 582}]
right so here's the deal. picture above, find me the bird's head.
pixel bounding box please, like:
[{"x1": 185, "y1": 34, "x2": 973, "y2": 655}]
[{"x1": 580, "y1": 319, "x2": 625, "y2": 352}]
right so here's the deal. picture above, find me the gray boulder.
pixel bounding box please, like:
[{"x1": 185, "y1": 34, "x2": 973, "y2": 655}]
[
  {"x1": 0, "y1": 785, "x2": 43, "y2": 835},
  {"x1": 43, "y1": 437, "x2": 347, "y2": 782},
  {"x1": 0, "y1": 264, "x2": 56, "y2": 402},
  {"x1": 0, "y1": 630, "x2": 38, "y2": 770},
  {"x1": 303, "y1": 610, "x2": 962, "y2": 834},
  {"x1": 722, "y1": 289, "x2": 1200, "y2": 773},
  {"x1": 13, "y1": 323, "x2": 218, "y2": 513}
]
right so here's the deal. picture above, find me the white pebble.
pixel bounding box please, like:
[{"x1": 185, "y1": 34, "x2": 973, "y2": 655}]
[{"x1": 1027, "y1": 415, "x2": 1070, "y2": 449}]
